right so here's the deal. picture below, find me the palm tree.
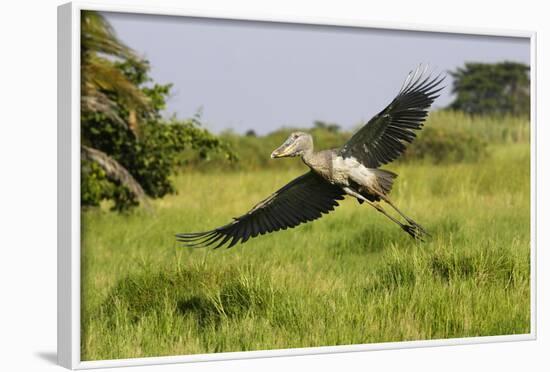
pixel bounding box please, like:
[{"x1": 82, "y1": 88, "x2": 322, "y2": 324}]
[{"x1": 80, "y1": 11, "x2": 150, "y2": 202}]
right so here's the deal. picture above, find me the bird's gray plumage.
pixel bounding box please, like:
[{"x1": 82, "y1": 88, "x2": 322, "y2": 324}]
[{"x1": 177, "y1": 66, "x2": 444, "y2": 248}]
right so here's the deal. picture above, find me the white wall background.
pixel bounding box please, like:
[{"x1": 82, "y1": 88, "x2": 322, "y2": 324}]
[{"x1": 0, "y1": 0, "x2": 547, "y2": 371}]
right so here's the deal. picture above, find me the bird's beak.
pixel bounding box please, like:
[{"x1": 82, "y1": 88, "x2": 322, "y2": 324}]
[{"x1": 271, "y1": 144, "x2": 294, "y2": 159}]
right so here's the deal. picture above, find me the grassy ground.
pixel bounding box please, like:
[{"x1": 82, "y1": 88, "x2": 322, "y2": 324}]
[{"x1": 81, "y1": 142, "x2": 530, "y2": 361}]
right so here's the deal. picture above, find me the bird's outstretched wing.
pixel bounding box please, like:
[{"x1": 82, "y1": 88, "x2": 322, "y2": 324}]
[
  {"x1": 339, "y1": 66, "x2": 445, "y2": 168},
  {"x1": 176, "y1": 171, "x2": 345, "y2": 248}
]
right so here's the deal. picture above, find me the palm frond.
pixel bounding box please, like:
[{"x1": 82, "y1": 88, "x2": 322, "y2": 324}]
[
  {"x1": 82, "y1": 54, "x2": 150, "y2": 110},
  {"x1": 81, "y1": 11, "x2": 140, "y2": 63},
  {"x1": 80, "y1": 11, "x2": 152, "y2": 135},
  {"x1": 81, "y1": 145, "x2": 149, "y2": 208}
]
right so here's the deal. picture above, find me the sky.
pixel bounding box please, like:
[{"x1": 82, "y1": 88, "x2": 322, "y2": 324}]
[{"x1": 102, "y1": 11, "x2": 530, "y2": 135}]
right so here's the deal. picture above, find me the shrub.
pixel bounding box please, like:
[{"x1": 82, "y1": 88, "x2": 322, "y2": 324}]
[{"x1": 401, "y1": 125, "x2": 488, "y2": 164}]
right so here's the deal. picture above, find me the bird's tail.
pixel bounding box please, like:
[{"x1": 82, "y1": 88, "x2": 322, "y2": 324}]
[{"x1": 372, "y1": 169, "x2": 398, "y2": 195}]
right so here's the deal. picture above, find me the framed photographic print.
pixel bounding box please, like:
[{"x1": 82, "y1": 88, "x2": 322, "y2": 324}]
[{"x1": 58, "y1": 1, "x2": 536, "y2": 369}]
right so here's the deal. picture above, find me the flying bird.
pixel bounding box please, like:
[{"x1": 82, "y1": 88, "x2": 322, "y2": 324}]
[{"x1": 177, "y1": 66, "x2": 445, "y2": 248}]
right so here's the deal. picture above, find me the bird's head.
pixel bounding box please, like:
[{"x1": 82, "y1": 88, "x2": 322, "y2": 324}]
[{"x1": 271, "y1": 132, "x2": 313, "y2": 159}]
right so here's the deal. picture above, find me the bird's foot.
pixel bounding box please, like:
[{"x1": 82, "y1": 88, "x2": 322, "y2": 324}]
[
  {"x1": 408, "y1": 220, "x2": 431, "y2": 238},
  {"x1": 400, "y1": 215, "x2": 431, "y2": 238},
  {"x1": 401, "y1": 223, "x2": 428, "y2": 242}
]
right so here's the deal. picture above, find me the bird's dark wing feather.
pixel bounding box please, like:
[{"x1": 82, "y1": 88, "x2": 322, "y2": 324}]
[
  {"x1": 176, "y1": 171, "x2": 345, "y2": 249},
  {"x1": 339, "y1": 66, "x2": 445, "y2": 168}
]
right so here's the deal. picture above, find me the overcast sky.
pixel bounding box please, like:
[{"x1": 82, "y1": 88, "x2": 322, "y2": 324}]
[{"x1": 102, "y1": 12, "x2": 530, "y2": 135}]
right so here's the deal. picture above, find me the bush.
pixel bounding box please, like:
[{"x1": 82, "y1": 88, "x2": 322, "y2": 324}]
[
  {"x1": 401, "y1": 125, "x2": 488, "y2": 164},
  {"x1": 81, "y1": 160, "x2": 112, "y2": 207},
  {"x1": 82, "y1": 117, "x2": 235, "y2": 211}
]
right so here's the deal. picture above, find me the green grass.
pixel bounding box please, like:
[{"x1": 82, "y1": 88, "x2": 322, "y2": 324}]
[
  {"x1": 81, "y1": 141, "x2": 530, "y2": 361},
  {"x1": 425, "y1": 110, "x2": 530, "y2": 144}
]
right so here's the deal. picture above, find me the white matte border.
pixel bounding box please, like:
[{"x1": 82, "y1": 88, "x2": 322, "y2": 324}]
[{"x1": 57, "y1": 1, "x2": 537, "y2": 369}]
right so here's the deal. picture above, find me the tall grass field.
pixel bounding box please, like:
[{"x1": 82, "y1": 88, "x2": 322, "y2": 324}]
[{"x1": 81, "y1": 113, "x2": 531, "y2": 360}]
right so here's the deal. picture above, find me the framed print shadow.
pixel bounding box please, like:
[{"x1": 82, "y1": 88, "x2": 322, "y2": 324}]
[{"x1": 57, "y1": 1, "x2": 537, "y2": 369}]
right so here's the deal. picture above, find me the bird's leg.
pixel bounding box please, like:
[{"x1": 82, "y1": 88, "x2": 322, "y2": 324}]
[
  {"x1": 376, "y1": 193, "x2": 430, "y2": 236},
  {"x1": 342, "y1": 187, "x2": 424, "y2": 240}
]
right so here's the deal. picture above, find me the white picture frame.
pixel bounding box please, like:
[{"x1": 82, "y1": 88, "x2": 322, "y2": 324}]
[{"x1": 57, "y1": 1, "x2": 537, "y2": 369}]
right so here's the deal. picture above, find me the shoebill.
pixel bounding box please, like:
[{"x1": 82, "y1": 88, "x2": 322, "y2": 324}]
[{"x1": 177, "y1": 66, "x2": 445, "y2": 248}]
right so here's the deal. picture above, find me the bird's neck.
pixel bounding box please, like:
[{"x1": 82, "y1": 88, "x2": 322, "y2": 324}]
[{"x1": 301, "y1": 148, "x2": 316, "y2": 168}]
